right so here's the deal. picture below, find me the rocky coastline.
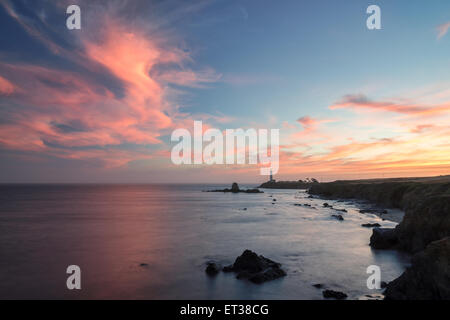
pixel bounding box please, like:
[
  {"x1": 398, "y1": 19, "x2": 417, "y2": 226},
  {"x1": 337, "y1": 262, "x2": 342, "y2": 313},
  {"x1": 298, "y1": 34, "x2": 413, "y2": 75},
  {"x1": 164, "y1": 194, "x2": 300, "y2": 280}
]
[
  {"x1": 308, "y1": 175, "x2": 450, "y2": 299},
  {"x1": 259, "y1": 179, "x2": 318, "y2": 189}
]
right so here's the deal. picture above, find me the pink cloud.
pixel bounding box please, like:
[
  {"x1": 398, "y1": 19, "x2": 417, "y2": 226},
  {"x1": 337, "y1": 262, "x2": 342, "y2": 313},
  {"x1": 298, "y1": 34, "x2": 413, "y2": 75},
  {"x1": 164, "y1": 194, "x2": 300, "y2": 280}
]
[
  {"x1": 330, "y1": 94, "x2": 450, "y2": 116},
  {"x1": 0, "y1": 11, "x2": 221, "y2": 167},
  {"x1": 437, "y1": 21, "x2": 450, "y2": 39},
  {"x1": 0, "y1": 75, "x2": 15, "y2": 95}
]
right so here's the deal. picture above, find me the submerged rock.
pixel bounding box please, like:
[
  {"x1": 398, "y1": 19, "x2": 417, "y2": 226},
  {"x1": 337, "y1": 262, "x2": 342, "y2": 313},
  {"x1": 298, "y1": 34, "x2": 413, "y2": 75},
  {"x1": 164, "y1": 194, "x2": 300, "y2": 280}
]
[
  {"x1": 222, "y1": 250, "x2": 286, "y2": 284},
  {"x1": 322, "y1": 289, "x2": 348, "y2": 300},
  {"x1": 323, "y1": 203, "x2": 332, "y2": 208},
  {"x1": 332, "y1": 214, "x2": 344, "y2": 221},
  {"x1": 370, "y1": 228, "x2": 398, "y2": 249},
  {"x1": 384, "y1": 237, "x2": 450, "y2": 300}
]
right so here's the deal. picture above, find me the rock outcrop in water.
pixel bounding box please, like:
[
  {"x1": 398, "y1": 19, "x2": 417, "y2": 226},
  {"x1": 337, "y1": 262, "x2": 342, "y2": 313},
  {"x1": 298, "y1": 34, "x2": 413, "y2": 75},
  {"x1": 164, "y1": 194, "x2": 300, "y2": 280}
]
[
  {"x1": 361, "y1": 223, "x2": 381, "y2": 228},
  {"x1": 207, "y1": 183, "x2": 263, "y2": 193},
  {"x1": 205, "y1": 262, "x2": 221, "y2": 276},
  {"x1": 384, "y1": 237, "x2": 450, "y2": 300},
  {"x1": 322, "y1": 289, "x2": 348, "y2": 300},
  {"x1": 370, "y1": 228, "x2": 398, "y2": 249},
  {"x1": 222, "y1": 250, "x2": 286, "y2": 284}
]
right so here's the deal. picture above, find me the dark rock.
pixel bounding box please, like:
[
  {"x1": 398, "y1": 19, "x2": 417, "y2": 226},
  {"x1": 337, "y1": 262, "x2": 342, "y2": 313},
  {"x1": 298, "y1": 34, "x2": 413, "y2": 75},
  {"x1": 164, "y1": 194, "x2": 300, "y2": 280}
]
[
  {"x1": 323, "y1": 203, "x2": 332, "y2": 208},
  {"x1": 205, "y1": 262, "x2": 221, "y2": 276},
  {"x1": 370, "y1": 228, "x2": 398, "y2": 249},
  {"x1": 222, "y1": 265, "x2": 234, "y2": 272},
  {"x1": 396, "y1": 195, "x2": 450, "y2": 253},
  {"x1": 273, "y1": 199, "x2": 277, "y2": 201},
  {"x1": 139, "y1": 263, "x2": 149, "y2": 267},
  {"x1": 380, "y1": 281, "x2": 388, "y2": 289},
  {"x1": 384, "y1": 237, "x2": 450, "y2": 300},
  {"x1": 332, "y1": 214, "x2": 344, "y2": 221},
  {"x1": 208, "y1": 183, "x2": 263, "y2": 194},
  {"x1": 322, "y1": 289, "x2": 348, "y2": 300},
  {"x1": 294, "y1": 203, "x2": 311, "y2": 207},
  {"x1": 313, "y1": 283, "x2": 324, "y2": 289},
  {"x1": 361, "y1": 223, "x2": 381, "y2": 228},
  {"x1": 335, "y1": 208, "x2": 347, "y2": 213},
  {"x1": 248, "y1": 268, "x2": 286, "y2": 284},
  {"x1": 223, "y1": 250, "x2": 286, "y2": 284}
]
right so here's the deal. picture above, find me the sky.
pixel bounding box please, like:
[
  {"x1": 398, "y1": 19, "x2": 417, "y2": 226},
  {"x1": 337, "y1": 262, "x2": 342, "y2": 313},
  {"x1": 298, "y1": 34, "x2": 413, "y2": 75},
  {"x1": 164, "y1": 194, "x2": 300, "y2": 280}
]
[{"x1": 0, "y1": 0, "x2": 449, "y2": 183}]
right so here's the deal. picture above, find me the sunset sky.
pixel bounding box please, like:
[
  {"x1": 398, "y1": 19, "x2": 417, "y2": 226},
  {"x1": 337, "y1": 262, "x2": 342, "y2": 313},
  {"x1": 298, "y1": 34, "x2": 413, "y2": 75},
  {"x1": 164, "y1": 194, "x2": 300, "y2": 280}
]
[{"x1": 0, "y1": 0, "x2": 449, "y2": 183}]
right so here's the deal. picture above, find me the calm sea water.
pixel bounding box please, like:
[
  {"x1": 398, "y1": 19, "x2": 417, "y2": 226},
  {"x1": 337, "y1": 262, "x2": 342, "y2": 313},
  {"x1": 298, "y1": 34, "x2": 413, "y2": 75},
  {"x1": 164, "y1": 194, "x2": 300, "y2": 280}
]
[{"x1": 0, "y1": 184, "x2": 410, "y2": 299}]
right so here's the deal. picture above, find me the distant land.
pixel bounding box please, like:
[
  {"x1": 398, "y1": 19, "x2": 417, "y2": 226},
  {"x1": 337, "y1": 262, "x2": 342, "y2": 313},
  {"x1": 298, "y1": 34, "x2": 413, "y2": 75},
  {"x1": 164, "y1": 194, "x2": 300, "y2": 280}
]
[
  {"x1": 259, "y1": 178, "x2": 319, "y2": 189},
  {"x1": 259, "y1": 175, "x2": 450, "y2": 189}
]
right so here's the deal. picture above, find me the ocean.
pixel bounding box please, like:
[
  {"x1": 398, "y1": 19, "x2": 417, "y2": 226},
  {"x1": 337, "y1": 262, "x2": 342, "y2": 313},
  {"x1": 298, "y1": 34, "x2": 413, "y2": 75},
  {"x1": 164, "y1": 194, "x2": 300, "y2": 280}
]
[{"x1": 0, "y1": 184, "x2": 410, "y2": 299}]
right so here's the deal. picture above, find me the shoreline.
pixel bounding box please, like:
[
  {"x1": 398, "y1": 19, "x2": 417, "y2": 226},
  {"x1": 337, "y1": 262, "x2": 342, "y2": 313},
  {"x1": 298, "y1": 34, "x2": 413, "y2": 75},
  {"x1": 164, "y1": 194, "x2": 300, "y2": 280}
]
[
  {"x1": 307, "y1": 176, "x2": 450, "y2": 299},
  {"x1": 306, "y1": 194, "x2": 405, "y2": 224},
  {"x1": 260, "y1": 175, "x2": 450, "y2": 299}
]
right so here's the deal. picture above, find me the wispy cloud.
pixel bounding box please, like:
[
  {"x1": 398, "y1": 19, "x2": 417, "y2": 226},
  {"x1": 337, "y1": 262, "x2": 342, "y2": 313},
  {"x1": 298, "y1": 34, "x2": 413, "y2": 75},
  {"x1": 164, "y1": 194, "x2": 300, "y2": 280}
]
[
  {"x1": 330, "y1": 94, "x2": 450, "y2": 116},
  {"x1": 437, "y1": 21, "x2": 450, "y2": 39},
  {"x1": 0, "y1": 1, "x2": 222, "y2": 167}
]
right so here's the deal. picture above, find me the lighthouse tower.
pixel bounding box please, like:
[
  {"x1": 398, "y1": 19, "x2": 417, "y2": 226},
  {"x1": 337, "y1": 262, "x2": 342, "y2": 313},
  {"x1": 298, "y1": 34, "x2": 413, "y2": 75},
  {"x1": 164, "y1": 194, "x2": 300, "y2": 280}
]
[{"x1": 269, "y1": 169, "x2": 274, "y2": 182}]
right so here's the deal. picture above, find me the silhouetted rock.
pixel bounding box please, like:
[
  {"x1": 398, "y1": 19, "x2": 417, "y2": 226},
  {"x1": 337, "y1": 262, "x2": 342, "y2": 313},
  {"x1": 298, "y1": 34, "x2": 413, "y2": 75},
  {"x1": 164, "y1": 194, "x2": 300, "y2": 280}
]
[
  {"x1": 370, "y1": 228, "x2": 398, "y2": 249},
  {"x1": 205, "y1": 262, "x2": 221, "y2": 276},
  {"x1": 313, "y1": 283, "x2": 324, "y2": 289},
  {"x1": 294, "y1": 203, "x2": 312, "y2": 207},
  {"x1": 396, "y1": 195, "x2": 450, "y2": 253},
  {"x1": 322, "y1": 289, "x2": 348, "y2": 300},
  {"x1": 332, "y1": 214, "x2": 344, "y2": 221},
  {"x1": 362, "y1": 223, "x2": 381, "y2": 228},
  {"x1": 207, "y1": 183, "x2": 263, "y2": 194},
  {"x1": 323, "y1": 203, "x2": 332, "y2": 208},
  {"x1": 384, "y1": 237, "x2": 450, "y2": 300},
  {"x1": 222, "y1": 250, "x2": 286, "y2": 284}
]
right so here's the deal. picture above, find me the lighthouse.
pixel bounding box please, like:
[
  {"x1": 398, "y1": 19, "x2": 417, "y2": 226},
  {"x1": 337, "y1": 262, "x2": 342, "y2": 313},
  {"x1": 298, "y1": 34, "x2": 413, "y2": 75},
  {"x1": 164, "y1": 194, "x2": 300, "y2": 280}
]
[{"x1": 269, "y1": 169, "x2": 274, "y2": 182}]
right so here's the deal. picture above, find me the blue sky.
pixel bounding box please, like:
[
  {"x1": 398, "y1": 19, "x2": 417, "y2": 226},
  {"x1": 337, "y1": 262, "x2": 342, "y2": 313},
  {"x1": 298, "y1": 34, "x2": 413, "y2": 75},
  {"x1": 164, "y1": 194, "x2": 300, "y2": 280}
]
[{"x1": 0, "y1": 0, "x2": 449, "y2": 183}]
